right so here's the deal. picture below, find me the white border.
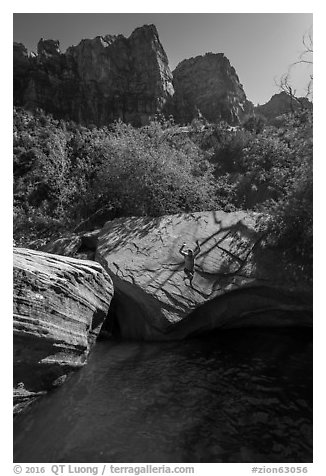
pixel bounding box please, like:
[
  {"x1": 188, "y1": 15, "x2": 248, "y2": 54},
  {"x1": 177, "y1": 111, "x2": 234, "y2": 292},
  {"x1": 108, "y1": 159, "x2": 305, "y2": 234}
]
[{"x1": 3, "y1": 2, "x2": 323, "y2": 475}]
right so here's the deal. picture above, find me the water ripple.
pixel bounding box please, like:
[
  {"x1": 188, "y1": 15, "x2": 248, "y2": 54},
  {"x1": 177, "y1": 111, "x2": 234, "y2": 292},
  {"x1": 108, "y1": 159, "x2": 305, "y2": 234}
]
[{"x1": 14, "y1": 327, "x2": 312, "y2": 463}]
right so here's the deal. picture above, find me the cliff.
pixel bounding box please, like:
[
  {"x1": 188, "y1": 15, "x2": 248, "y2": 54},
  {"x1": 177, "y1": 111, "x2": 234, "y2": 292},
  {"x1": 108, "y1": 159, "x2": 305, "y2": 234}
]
[
  {"x1": 255, "y1": 91, "x2": 313, "y2": 121},
  {"x1": 13, "y1": 25, "x2": 174, "y2": 127},
  {"x1": 13, "y1": 26, "x2": 258, "y2": 127},
  {"x1": 169, "y1": 53, "x2": 253, "y2": 125}
]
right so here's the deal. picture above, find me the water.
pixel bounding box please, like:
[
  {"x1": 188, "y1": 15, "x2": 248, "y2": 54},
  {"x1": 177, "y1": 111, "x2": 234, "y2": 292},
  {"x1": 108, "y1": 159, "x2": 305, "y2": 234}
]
[{"x1": 13, "y1": 328, "x2": 312, "y2": 463}]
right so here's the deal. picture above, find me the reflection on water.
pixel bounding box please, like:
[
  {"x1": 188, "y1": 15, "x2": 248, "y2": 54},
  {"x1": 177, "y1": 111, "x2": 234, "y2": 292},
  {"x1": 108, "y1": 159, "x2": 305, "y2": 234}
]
[{"x1": 13, "y1": 328, "x2": 312, "y2": 463}]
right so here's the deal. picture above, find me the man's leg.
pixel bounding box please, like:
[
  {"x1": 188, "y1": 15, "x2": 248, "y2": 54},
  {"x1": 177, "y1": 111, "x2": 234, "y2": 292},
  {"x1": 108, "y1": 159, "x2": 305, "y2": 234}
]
[
  {"x1": 189, "y1": 272, "x2": 194, "y2": 286},
  {"x1": 184, "y1": 268, "x2": 194, "y2": 286}
]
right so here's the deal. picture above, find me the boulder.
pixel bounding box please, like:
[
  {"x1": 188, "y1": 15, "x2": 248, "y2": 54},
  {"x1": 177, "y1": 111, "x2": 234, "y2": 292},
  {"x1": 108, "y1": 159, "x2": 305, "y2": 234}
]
[
  {"x1": 13, "y1": 248, "x2": 113, "y2": 414},
  {"x1": 95, "y1": 211, "x2": 312, "y2": 339}
]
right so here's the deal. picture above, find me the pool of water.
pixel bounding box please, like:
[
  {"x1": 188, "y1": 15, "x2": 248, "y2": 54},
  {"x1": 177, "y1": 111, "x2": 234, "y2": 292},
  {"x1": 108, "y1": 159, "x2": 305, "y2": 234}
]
[{"x1": 13, "y1": 327, "x2": 312, "y2": 463}]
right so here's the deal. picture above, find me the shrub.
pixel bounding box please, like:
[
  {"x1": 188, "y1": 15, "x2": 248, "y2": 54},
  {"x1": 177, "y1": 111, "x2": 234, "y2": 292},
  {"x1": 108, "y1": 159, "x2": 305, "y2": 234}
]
[
  {"x1": 13, "y1": 110, "x2": 219, "y2": 243},
  {"x1": 13, "y1": 106, "x2": 312, "y2": 278},
  {"x1": 242, "y1": 114, "x2": 267, "y2": 134}
]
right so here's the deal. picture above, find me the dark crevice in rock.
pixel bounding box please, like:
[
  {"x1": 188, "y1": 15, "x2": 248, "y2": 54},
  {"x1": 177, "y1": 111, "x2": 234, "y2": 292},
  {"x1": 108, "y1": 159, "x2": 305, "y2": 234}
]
[
  {"x1": 98, "y1": 294, "x2": 122, "y2": 340},
  {"x1": 169, "y1": 284, "x2": 312, "y2": 340},
  {"x1": 96, "y1": 282, "x2": 312, "y2": 342}
]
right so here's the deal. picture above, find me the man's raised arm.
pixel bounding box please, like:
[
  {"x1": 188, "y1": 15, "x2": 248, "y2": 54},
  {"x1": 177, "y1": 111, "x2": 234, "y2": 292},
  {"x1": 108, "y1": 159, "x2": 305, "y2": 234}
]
[
  {"x1": 193, "y1": 240, "x2": 201, "y2": 257},
  {"x1": 179, "y1": 243, "x2": 187, "y2": 256}
]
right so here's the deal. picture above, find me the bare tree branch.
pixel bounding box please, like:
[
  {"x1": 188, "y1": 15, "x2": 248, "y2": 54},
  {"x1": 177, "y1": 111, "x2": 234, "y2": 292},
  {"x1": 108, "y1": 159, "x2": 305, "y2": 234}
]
[{"x1": 275, "y1": 28, "x2": 313, "y2": 104}]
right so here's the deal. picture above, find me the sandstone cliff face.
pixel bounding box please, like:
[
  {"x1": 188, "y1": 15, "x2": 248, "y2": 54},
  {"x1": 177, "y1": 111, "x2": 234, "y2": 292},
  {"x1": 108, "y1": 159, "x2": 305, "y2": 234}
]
[
  {"x1": 13, "y1": 248, "x2": 113, "y2": 414},
  {"x1": 13, "y1": 25, "x2": 174, "y2": 127},
  {"x1": 170, "y1": 53, "x2": 253, "y2": 125},
  {"x1": 13, "y1": 43, "x2": 30, "y2": 105},
  {"x1": 13, "y1": 26, "x2": 256, "y2": 127}
]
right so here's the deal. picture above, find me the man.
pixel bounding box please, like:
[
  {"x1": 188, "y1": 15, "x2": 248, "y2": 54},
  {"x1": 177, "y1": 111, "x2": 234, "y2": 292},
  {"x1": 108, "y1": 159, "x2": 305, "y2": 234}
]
[{"x1": 179, "y1": 240, "x2": 201, "y2": 286}]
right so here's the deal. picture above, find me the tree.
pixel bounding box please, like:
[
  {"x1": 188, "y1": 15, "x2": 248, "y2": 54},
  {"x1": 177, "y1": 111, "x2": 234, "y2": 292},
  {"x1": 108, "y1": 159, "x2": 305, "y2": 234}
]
[
  {"x1": 13, "y1": 110, "x2": 220, "y2": 243},
  {"x1": 275, "y1": 28, "x2": 313, "y2": 107}
]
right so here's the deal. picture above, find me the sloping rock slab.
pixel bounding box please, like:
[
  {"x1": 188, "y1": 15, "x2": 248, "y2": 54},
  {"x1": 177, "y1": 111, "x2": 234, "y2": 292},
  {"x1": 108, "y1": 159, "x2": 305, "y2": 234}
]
[
  {"x1": 95, "y1": 211, "x2": 312, "y2": 339},
  {"x1": 13, "y1": 248, "x2": 113, "y2": 414},
  {"x1": 40, "y1": 234, "x2": 82, "y2": 257},
  {"x1": 40, "y1": 229, "x2": 101, "y2": 259}
]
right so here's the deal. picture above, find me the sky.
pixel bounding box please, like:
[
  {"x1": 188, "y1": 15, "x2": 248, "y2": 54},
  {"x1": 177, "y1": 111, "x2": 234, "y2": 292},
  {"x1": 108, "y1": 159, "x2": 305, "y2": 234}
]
[{"x1": 13, "y1": 12, "x2": 313, "y2": 106}]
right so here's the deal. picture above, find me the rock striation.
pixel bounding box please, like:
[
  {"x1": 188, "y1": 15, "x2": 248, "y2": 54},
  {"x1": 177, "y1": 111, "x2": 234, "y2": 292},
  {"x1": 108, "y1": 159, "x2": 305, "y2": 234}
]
[
  {"x1": 13, "y1": 25, "x2": 174, "y2": 127},
  {"x1": 169, "y1": 53, "x2": 253, "y2": 125},
  {"x1": 13, "y1": 248, "x2": 113, "y2": 414}
]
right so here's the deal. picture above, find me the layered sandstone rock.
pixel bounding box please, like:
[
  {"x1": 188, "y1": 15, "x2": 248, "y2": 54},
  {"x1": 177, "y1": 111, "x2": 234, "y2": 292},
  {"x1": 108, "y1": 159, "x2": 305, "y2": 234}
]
[
  {"x1": 13, "y1": 248, "x2": 113, "y2": 414},
  {"x1": 13, "y1": 25, "x2": 174, "y2": 127},
  {"x1": 170, "y1": 53, "x2": 253, "y2": 125},
  {"x1": 94, "y1": 211, "x2": 312, "y2": 339}
]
